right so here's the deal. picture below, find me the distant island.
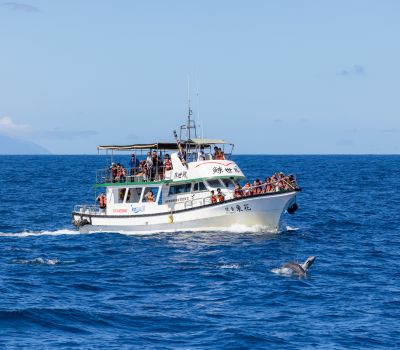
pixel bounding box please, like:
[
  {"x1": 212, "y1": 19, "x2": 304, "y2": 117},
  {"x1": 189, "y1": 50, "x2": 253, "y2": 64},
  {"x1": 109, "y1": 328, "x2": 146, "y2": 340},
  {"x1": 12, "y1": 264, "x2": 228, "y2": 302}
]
[{"x1": 0, "y1": 134, "x2": 50, "y2": 155}]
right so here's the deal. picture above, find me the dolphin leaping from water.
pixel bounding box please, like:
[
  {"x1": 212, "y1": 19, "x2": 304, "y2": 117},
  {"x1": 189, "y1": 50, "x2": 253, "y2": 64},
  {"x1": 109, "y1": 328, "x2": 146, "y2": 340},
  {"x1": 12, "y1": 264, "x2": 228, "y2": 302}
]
[{"x1": 273, "y1": 256, "x2": 316, "y2": 277}]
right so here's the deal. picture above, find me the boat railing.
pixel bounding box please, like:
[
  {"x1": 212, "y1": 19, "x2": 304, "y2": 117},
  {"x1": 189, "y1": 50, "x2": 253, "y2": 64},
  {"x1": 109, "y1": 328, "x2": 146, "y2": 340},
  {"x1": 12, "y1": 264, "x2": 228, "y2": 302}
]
[
  {"x1": 74, "y1": 204, "x2": 103, "y2": 215},
  {"x1": 96, "y1": 166, "x2": 173, "y2": 184},
  {"x1": 183, "y1": 197, "x2": 212, "y2": 209}
]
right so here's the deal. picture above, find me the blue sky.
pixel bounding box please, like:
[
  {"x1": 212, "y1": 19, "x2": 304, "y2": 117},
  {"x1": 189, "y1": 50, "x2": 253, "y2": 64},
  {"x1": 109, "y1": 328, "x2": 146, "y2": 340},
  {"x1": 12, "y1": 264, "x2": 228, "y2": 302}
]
[{"x1": 0, "y1": 0, "x2": 399, "y2": 154}]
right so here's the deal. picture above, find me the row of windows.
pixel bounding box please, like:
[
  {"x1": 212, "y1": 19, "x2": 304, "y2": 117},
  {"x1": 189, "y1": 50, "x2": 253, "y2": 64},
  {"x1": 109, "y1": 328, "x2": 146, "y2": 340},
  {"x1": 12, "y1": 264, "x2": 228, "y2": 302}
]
[
  {"x1": 112, "y1": 179, "x2": 237, "y2": 204},
  {"x1": 114, "y1": 187, "x2": 160, "y2": 204},
  {"x1": 168, "y1": 179, "x2": 236, "y2": 196}
]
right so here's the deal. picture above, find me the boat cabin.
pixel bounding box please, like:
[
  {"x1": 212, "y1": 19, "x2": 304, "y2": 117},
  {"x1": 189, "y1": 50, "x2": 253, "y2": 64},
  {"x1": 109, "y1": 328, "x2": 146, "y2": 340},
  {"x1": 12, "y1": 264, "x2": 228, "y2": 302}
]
[{"x1": 89, "y1": 139, "x2": 245, "y2": 215}]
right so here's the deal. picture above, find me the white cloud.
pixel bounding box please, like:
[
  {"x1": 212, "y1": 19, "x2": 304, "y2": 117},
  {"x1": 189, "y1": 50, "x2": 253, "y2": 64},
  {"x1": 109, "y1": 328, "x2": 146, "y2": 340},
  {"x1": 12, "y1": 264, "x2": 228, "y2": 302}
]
[
  {"x1": 2, "y1": 2, "x2": 40, "y2": 13},
  {"x1": 0, "y1": 116, "x2": 30, "y2": 135}
]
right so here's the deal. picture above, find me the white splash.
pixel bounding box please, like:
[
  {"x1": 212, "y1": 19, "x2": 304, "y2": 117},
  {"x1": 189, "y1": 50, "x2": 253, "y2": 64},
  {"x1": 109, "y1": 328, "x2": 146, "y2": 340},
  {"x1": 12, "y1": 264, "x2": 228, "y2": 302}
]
[
  {"x1": 285, "y1": 225, "x2": 299, "y2": 232},
  {"x1": 271, "y1": 267, "x2": 293, "y2": 276},
  {"x1": 114, "y1": 224, "x2": 279, "y2": 236},
  {"x1": 12, "y1": 257, "x2": 60, "y2": 265},
  {"x1": 220, "y1": 263, "x2": 240, "y2": 269},
  {"x1": 0, "y1": 229, "x2": 81, "y2": 237}
]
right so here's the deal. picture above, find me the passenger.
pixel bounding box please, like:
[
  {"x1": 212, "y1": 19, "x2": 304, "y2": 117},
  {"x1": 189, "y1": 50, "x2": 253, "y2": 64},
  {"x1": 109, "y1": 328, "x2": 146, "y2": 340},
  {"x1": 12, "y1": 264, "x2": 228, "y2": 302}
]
[
  {"x1": 210, "y1": 190, "x2": 217, "y2": 204},
  {"x1": 164, "y1": 154, "x2": 172, "y2": 172},
  {"x1": 264, "y1": 177, "x2": 273, "y2": 192},
  {"x1": 198, "y1": 150, "x2": 206, "y2": 161},
  {"x1": 253, "y1": 179, "x2": 262, "y2": 195},
  {"x1": 218, "y1": 147, "x2": 225, "y2": 160},
  {"x1": 129, "y1": 154, "x2": 139, "y2": 179},
  {"x1": 145, "y1": 190, "x2": 155, "y2": 202},
  {"x1": 96, "y1": 193, "x2": 107, "y2": 209},
  {"x1": 217, "y1": 188, "x2": 225, "y2": 202},
  {"x1": 139, "y1": 160, "x2": 148, "y2": 181},
  {"x1": 277, "y1": 180, "x2": 284, "y2": 192},
  {"x1": 110, "y1": 162, "x2": 118, "y2": 183},
  {"x1": 157, "y1": 152, "x2": 164, "y2": 180},
  {"x1": 119, "y1": 188, "x2": 126, "y2": 202},
  {"x1": 178, "y1": 148, "x2": 187, "y2": 165},
  {"x1": 234, "y1": 184, "x2": 243, "y2": 198},
  {"x1": 151, "y1": 151, "x2": 159, "y2": 180},
  {"x1": 242, "y1": 182, "x2": 251, "y2": 196},
  {"x1": 212, "y1": 146, "x2": 219, "y2": 160},
  {"x1": 116, "y1": 163, "x2": 127, "y2": 183},
  {"x1": 288, "y1": 174, "x2": 297, "y2": 189},
  {"x1": 146, "y1": 152, "x2": 153, "y2": 180}
]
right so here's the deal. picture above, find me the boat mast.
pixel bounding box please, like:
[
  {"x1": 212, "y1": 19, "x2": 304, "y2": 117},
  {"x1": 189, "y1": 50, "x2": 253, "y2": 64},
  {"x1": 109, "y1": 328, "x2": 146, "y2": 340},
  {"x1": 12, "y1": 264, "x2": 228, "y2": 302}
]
[{"x1": 180, "y1": 76, "x2": 198, "y2": 142}]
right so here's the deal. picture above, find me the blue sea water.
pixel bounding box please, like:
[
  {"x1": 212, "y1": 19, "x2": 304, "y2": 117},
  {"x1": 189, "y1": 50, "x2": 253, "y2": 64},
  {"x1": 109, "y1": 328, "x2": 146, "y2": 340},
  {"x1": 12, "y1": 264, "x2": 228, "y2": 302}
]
[{"x1": 0, "y1": 155, "x2": 400, "y2": 349}]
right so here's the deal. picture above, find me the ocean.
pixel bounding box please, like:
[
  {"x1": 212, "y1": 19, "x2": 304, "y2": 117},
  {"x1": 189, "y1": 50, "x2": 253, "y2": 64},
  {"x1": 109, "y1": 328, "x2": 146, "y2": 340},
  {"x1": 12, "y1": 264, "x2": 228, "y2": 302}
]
[{"x1": 0, "y1": 155, "x2": 399, "y2": 349}]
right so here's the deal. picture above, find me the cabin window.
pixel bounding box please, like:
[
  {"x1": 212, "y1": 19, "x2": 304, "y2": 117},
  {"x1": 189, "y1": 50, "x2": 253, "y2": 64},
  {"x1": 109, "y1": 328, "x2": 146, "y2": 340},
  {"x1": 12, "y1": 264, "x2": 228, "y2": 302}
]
[
  {"x1": 143, "y1": 187, "x2": 159, "y2": 203},
  {"x1": 193, "y1": 182, "x2": 207, "y2": 192},
  {"x1": 168, "y1": 183, "x2": 192, "y2": 195},
  {"x1": 222, "y1": 179, "x2": 235, "y2": 189},
  {"x1": 113, "y1": 188, "x2": 127, "y2": 203},
  {"x1": 126, "y1": 188, "x2": 142, "y2": 203},
  {"x1": 207, "y1": 179, "x2": 221, "y2": 188}
]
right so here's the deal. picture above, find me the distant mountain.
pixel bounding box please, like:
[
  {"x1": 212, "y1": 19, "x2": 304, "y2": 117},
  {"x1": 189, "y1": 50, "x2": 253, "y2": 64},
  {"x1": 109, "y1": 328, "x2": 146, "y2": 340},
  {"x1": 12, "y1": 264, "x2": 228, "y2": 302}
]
[{"x1": 0, "y1": 134, "x2": 50, "y2": 155}]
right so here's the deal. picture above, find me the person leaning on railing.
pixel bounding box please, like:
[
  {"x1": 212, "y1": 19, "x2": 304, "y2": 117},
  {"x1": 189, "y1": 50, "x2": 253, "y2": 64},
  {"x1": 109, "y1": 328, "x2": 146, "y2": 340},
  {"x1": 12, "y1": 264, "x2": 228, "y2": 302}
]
[
  {"x1": 217, "y1": 188, "x2": 225, "y2": 202},
  {"x1": 210, "y1": 190, "x2": 217, "y2": 204},
  {"x1": 234, "y1": 184, "x2": 243, "y2": 198}
]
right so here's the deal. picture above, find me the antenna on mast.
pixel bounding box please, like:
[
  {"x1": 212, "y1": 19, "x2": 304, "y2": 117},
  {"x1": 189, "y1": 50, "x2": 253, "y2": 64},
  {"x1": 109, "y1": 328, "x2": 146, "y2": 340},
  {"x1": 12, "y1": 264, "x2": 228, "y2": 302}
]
[{"x1": 180, "y1": 75, "x2": 197, "y2": 141}]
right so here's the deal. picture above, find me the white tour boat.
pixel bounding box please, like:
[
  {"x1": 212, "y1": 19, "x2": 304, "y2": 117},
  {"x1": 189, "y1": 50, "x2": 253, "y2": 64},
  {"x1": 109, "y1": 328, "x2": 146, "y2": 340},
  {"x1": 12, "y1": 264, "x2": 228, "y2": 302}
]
[{"x1": 72, "y1": 113, "x2": 300, "y2": 233}]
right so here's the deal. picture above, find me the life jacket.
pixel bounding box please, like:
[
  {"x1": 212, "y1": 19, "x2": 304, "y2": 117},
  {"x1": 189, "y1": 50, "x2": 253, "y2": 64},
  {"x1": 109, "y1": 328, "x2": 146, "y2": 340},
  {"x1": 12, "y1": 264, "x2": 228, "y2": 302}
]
[
  {"x1": 211, "y1": 195, "x2": 217, "y2": 204},
  {"x1": 164, "y1": 159, "x2": 172, "y2": 171},
  {"x1": 98, "y1": 195, "x2": 107, "y2": 209},
  {"x1": 217, "y1": 194, "x2": 225, "y2": 202},
  {"x1": 112, "y1": 166, "x2": 118, "y2": 177}
]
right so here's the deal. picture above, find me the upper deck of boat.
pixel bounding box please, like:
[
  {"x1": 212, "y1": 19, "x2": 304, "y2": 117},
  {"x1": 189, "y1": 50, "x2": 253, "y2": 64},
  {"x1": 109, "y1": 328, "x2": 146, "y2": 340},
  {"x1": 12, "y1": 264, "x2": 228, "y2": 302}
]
[{"x1": 94, "y1": 139, "x2": 241, "y2": 187}]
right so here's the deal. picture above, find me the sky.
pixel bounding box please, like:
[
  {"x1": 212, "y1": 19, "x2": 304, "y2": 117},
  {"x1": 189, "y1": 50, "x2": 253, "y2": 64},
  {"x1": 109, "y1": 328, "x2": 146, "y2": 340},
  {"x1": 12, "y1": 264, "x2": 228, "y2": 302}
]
[{"x1": 0, "y1": 0, "x2": 399, "y2": 154}]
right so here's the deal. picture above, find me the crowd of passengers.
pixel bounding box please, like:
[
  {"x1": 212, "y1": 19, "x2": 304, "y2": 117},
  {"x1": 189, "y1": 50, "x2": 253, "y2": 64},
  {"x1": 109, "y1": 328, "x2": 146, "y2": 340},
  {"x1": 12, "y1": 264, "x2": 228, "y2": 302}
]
[
  {"x1": 109, "y1": 147, "x2": 226, "y2": 183},
  {"x1": 210, "y1": 172, "x2": 298, "y2": 204},
  {"x1": 97, "y1": 172, "x2": 298, "y2": 209},
  {"x1": 108, "y1": 152, "x2": 171, "y2": 183}
]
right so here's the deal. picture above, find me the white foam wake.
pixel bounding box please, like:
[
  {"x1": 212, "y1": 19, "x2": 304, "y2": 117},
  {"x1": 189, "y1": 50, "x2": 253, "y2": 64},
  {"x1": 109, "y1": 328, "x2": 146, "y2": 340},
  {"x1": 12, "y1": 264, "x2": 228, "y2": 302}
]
[
  {"x1": 114, "y1": 224, "x2": 279, "y2": 236},
  {"x1": 0, "y1": 229, "x2": 80, "y2": 237},
  {"x1": 0, "y1": 223, "x2": 284, "y2": 238}
]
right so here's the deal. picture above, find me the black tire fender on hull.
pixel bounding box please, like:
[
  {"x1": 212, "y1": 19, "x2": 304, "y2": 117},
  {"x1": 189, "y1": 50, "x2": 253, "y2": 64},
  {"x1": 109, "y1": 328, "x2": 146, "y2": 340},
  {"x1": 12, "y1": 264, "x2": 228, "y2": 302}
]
[{"x1": 287, "y1": 202, "x2": 298, "y2": 214}]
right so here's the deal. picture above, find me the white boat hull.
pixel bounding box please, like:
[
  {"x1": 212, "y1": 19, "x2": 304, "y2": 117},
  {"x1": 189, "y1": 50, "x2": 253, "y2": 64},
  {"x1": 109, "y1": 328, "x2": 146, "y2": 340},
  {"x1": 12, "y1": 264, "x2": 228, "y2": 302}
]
[{"x1": 72, "y1": 191, "x2": 298, "y2": 234}]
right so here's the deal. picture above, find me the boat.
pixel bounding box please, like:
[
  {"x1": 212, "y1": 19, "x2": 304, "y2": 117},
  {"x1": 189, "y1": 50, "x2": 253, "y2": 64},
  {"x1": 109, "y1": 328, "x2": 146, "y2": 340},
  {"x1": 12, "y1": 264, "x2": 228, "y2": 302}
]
[{"x1": 72, "y1": 110, "x2": 300, "y2": 233}]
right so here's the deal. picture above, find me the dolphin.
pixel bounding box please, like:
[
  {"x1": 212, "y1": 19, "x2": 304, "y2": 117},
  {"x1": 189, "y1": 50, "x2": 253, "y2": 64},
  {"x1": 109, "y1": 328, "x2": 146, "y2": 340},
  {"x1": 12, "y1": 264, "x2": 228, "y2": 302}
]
[{"x1": 273, "y1": 256, "x2": 316, "y2": 277}]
